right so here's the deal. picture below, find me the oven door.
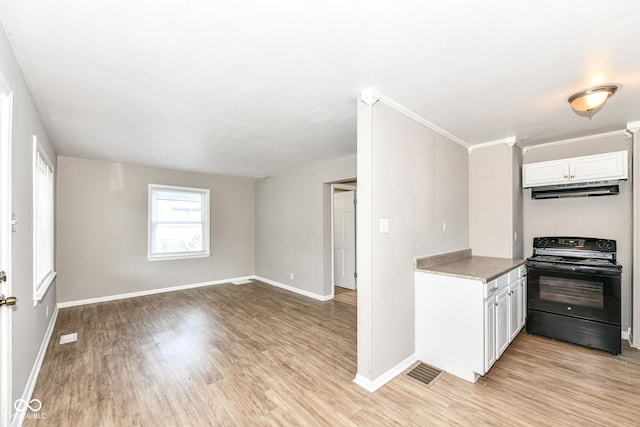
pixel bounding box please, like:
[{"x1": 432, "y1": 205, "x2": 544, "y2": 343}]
[{"x1": 526, "y1": 262, "x2": 621, "y2": 325}]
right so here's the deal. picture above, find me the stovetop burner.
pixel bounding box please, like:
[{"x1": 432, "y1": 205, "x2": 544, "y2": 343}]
[{"x1": 528, "y1": 236, "x2": 621, "y2": 272}]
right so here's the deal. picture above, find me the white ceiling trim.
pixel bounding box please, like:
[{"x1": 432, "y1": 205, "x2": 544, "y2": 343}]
[
  {"x1": 523, "y1": 129, "x2": 631, "y2": 154},
  {"x1": 627, "y1": 121, "x2": 640, "y2": 132},
  {"x1": 377, "y1": 93, "x2": 470, "y2": 150},
  {"x1": 467, "y1": 136, "x2": 516, "y2": 153}
]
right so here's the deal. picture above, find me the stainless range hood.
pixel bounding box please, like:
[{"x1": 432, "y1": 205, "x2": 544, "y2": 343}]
[{"x1": 530, "y1": 180, "x2": 620, "y2": 199}]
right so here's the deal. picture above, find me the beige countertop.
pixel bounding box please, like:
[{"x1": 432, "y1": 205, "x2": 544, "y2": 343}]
[{"x1": 414, "y1": 250, "x2": 525, "y2": 283}]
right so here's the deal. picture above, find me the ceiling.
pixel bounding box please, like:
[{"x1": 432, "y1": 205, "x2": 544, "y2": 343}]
[{"x1": 1, "y1": 1, "x2": 639, "y2": 178}]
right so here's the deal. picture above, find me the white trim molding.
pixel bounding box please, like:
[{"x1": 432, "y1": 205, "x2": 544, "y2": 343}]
[
  {"x1": 468, "y1": 136, "x2": 517, "y2": 153},
  {"x1": 378, "y1": 94, "x2": 469, "y2": 149},
  {"x1": 360, "y1": 87, "x2": 381, "y2": 106},
  {"x1": 356, "y1": 98, "x2": 375, "y2": 379},
  {"x1": 523, "y1": 129, "x2": 631, "y2": 153},
  {"x1": 629, "y1": 121, "x2": 640, "y2": 348},
  {"x1": 353, "y1": 353, "x2": 417, "y2": 393},
  {"x1": 58, "y1": 275, "x2": 334, "y2": 309},
  {"x1": 253, "y1": 276, "x2": 332, "y2": 301},
  {"x1": 627, "y1": 121, "x2": 640, "y2": 132},
  {"x1": 359, "y1": 89, "x2": 470, "y2": 149},
  {"x1": 0, "y1": 84, "x2": 14, "y2": 427},
  {"x1": 57, "y1": 276, "x2": 255, "y2": 308}
]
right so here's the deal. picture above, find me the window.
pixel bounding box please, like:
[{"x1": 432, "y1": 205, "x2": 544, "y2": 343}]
[
  {"x1": 33, "y1": 135, "x2": 56, "y2": 303},
  {"x1": 148, "y1": 184, "x2": 210, "y2": 261}
]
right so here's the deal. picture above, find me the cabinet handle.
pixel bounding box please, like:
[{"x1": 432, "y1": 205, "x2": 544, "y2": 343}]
[
  {"x1": 495, "y1": 302, "x2": 499, "y2": 306},
  {"x1": 570, "y1": 175, "x2": 575, "y2": 179},
  {"x1": 491, "y1": 287, "x2": 498, "y2": 292},
  {"x1": 564, "y1": 175, "x2": 568, "y2": 179}
]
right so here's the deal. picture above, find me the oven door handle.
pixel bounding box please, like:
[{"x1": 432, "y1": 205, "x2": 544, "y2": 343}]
[{"x1": 526, "y1": 262, "x2": 621, "y2": 277}]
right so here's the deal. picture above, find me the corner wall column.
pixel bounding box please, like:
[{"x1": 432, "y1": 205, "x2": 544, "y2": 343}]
[{"x1": 629, "y1": 121, "x2": 640, "y2": 348}]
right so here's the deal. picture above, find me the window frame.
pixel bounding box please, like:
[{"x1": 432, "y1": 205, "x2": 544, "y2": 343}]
[
  {"x1": 147, "y1": 184, "x2": 211, "y2": 261},
  {"x1": 33, "y1": 135, "x2": 56, "y2": 304}
]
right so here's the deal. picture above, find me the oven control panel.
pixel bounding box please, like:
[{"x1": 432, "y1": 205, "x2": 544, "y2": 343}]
[{"x1": 533, "y1": 236, "x2": 616, "y2": 252}]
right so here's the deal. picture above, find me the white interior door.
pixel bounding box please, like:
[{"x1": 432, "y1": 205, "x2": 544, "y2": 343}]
[
  {"x1": 0, "y1": 74, "x2": 13, "y2": 427},
  {"x1": 334, "y1": 189, "x2": 356, "y2": 290}
]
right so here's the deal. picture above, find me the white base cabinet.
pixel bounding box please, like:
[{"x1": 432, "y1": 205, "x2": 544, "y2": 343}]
[{"x1": 415, "y1": 265, "x2": 526, "y2": 383}]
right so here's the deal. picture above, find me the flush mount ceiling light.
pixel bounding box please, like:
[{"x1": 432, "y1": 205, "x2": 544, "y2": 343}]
[{"x1": 568, "y1": 85, "x2": 618, "y2": 119}]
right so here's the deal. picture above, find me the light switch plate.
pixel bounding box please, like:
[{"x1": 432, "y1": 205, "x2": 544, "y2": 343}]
[{"x1": 379, "y1": 218, "x2": 389, "y2": 234}]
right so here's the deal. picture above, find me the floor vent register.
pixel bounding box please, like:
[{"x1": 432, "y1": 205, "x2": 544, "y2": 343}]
[
  {"x1": 407, "y1": 362, "x2": 442, "y2": 386},
  {"x1": 59, "y1": 333, "x2": 78, "y2": 345}
]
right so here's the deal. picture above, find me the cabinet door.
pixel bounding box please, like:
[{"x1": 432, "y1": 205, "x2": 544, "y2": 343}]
[
  {"x1": 495, "y1": 287, "x2": 510, "y2": 358},
  {"x1": 570, "y1": 151, "x2": 628, "y2": 184},
  {"x1": 522, "y1": 159, "x2": 570, "y2": 187},
  {"x1": 484, "y1": 297, "x2": 496, "y2": 373},
  {"x1": 509, "y1": 282, "x2": 520, "y2": 342}
]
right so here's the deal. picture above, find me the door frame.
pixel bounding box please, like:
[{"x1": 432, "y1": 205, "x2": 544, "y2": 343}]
[
  {"x1": 331, "y1": 183, "x2": 357, "y2": 296},
  {"x1": 0, "y1": 69, "x2": 14, "y2": 426}
]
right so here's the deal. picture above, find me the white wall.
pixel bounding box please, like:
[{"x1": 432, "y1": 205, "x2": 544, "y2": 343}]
[
  {"x1": 0, "y1": 22, "x2": 58, "y2": 412},
  {"x1": 469, "y1": 143, "x2": 523, "y2": 259},
  {"x1": 254, "y1": 155, "x2": 356, "y2": 298},
  {"x1": 357, "y1": 99, "x2": 469, "y2": 383},
  {"x1": 522, "y1": 134, "x2": 632, "y2": 330},
  {"x1": 56, "y1": 156, "x2": 255, "y2": 302}
]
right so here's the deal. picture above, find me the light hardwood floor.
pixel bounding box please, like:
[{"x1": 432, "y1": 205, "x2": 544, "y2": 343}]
[
  {"x1": 334, "y1": 286, "x2": 357, "y2": 306},
  {"x1": 25, "y1": 280, "x2": 640, "y2": 426}
]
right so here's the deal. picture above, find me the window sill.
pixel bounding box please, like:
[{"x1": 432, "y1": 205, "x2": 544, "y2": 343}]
[
  {"x1": 147, "y1": 252, "x2": 211, "y2": 262},
  {"x1": 34, "y1": 271, "x2": 56, "y2": 306}
]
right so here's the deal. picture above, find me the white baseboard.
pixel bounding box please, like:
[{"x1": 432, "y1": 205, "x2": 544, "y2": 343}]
[
  {"x1": 253, "y1": 276, "x2": 332, "y2": 301},
  {"x1": 58, "y1": 275, "x2": 333, "y2": 308},
  {"x1": 57, "y1": 276, "x2": 255, "y2": 308},
  {"x1": 622, "y1": 327, "x2": 633, "y2": 346},
  {"x1": 353, "y1": 353, "x2": 417, "y2": 393},
  {"x1": 12, "y1": 305, "x2": 59, "y2": 427}
]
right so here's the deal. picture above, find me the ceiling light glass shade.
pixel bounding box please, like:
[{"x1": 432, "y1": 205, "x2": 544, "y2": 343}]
[{"x1": 568, "y1": 85, "x2": 618, "y2": 119}]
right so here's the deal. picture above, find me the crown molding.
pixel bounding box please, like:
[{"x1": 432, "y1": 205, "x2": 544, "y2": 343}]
[
  {"x1": 523, "y1": 129, "x2": 630, "y2": 153},
  {"x1": 374, "y1": 94, "x2": 470, "y2": 149},
  {"x1": 360, "y1": 87, "x2": 381, "y2": 106},
  {"x1": 467, "y1": 136, "x2": 517, "y2": 153},
  {"x1": 627, "y1": 121, "x2": 640, "y2": 133}
]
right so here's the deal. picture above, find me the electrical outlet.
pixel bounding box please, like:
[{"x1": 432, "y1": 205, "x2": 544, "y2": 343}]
[
  {"x1": 46, "y1": 306, "x2": 49, "y2": 317},
  {"x1": 290, "y1": 273, "x2": 294, "y2": 280}
]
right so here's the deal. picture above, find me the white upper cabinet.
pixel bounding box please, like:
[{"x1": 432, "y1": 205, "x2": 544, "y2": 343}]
[{"x1": 523, "y1": 151, "x2": 628, "y2": 188}]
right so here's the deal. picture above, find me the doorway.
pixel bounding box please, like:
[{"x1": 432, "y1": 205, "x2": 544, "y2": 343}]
[
  {"x1": 0, "y1": 71, "x2": 14, "y2": 426},
  {"x1": 332, "y1": 182, "x2": 357, "y2": 296}
]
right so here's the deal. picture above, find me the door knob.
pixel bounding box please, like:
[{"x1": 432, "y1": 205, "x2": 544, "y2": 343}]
[{"x1": 0, "y1": 295, "x2": 17, "y2": 307}]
